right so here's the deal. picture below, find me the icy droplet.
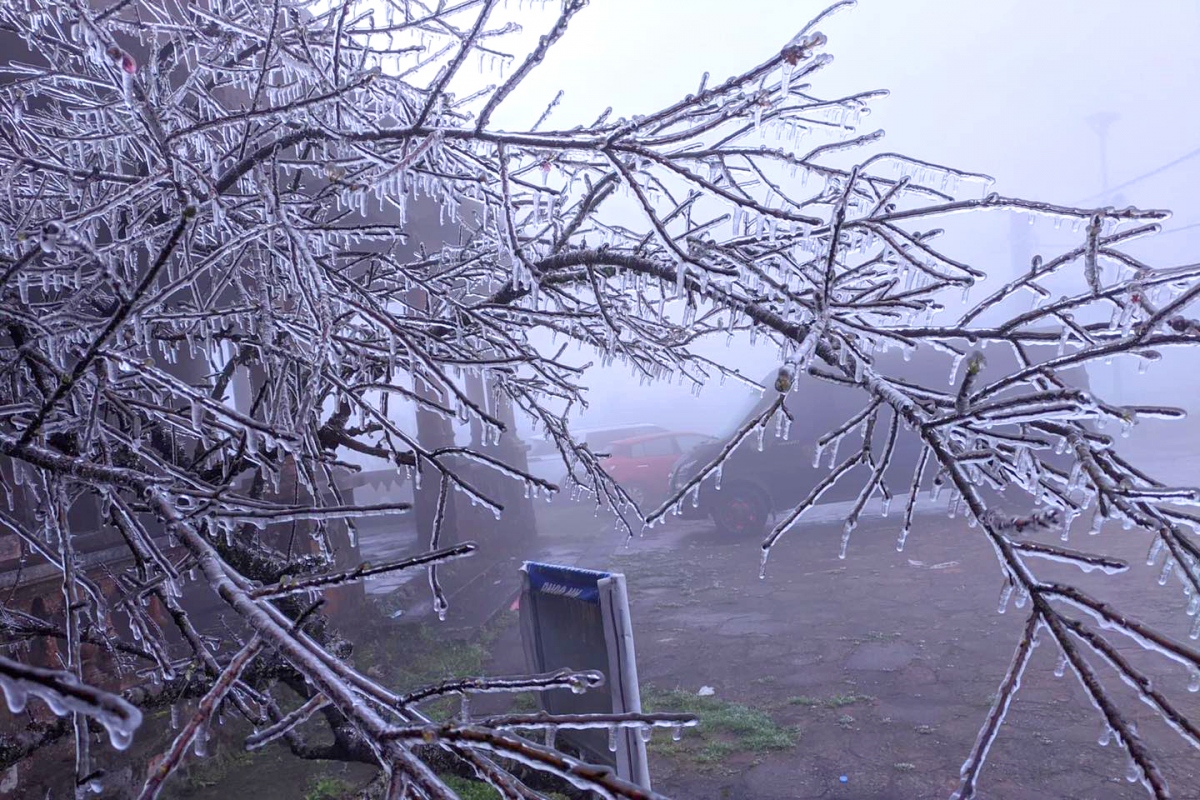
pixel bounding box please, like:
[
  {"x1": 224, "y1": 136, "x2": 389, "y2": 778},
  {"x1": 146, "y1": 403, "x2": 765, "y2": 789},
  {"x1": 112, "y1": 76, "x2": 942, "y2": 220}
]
[
  {"x1": 1, "y1": 679, "x2": 28, "y2": 714},
  {"x1": 838, "y1": 521, "x2": 853, "y2": 560},
  {"x1": 997, "y1": 581, "x2": 1014, "y2": 614},
  {"x1": 1146, "y1": 537, "x2": 1164, "y2": 567},
  {"x1": 1158, "y1": 558, "x2": 1175, "y2": 587},
  {"x1": 193, "y1": 726, "x2": 209, "y2": 758}
]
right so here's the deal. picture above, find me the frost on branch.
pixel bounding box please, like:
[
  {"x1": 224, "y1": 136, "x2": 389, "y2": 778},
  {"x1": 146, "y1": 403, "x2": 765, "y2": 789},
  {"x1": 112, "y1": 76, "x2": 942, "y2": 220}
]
[{"x1": 0, "y1": 0, "x2": 1198, "y2": 797}]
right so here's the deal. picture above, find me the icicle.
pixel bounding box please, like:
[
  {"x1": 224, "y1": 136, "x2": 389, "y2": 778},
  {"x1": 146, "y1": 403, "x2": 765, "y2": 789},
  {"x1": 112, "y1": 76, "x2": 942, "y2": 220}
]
[
  {"x1": 1146, "y1": 537, "x2": 1165, "y2": 567},
  {"x1": 1158, "y1": 558, "x2": 1175, "y2": 587},
  {"x1": 193, "y1": 725, "x2": 209, "y2": 757},
  {"x1": 997, "y1": 581, "x2": 1014, "y2": 614},
  {"x1": 838, "y1": 520, "x2": 854, "y2": 560},
  {"x1": 607, "y1": 725, "x2": 619, "y2": 752},
  {"x1": 948, "y1": 352, "x2": 965, "y2": 386}
]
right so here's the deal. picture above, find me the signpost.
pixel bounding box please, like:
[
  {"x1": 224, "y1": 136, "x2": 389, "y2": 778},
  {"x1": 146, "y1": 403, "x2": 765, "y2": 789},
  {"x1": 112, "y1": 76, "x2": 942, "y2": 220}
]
[{"x1": 519, "y1": 562, "x2": 651, "y2": 789}]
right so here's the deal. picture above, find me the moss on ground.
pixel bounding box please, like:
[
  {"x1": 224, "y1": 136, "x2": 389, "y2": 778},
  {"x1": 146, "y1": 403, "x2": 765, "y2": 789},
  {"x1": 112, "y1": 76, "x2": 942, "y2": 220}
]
[{"x1": 641, "y1": 686, "x2": 797, "y2": 768}]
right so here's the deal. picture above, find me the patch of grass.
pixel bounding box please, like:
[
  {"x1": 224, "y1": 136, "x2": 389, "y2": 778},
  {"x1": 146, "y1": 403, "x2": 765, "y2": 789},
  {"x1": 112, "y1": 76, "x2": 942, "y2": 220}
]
[
  {"x1": 825, "y1": 692, "x2": 873, "y2": 709},
  {"x1": 440, "y1": 775, "x2": 569, "y2": 800},
  {"x1": 837, "y1": 714, "x2": 855, "y2": 729},
  {"x1": 893, "y1": 762, "x2": 916, "y2": 773},
  {"x1": 440, "y1": 775, "x2": 500, "y2": 800},
  {"x1": 304, "y1": 776, "x2": 353, "y2": 800},
  {"x1": 642, "y1": 687, "x2": 797, "y2": 769},
  {"x1": 914, "y1": 724, "x2": 936, "y2": 735},
  {"x1": 355, "y1": 612, "x2": 516, "y2": 719},
  {"x1": 786, "y1": 693, "x2": 873, "y2": 710}
]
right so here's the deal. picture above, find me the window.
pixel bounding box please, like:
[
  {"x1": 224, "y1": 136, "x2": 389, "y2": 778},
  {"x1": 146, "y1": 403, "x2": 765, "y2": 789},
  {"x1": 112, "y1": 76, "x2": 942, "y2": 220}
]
[
  {"x1": 631, "y1": 437, "x2": 678, "y2": 458},
  {"x1": 608, "y1": 443, "x2": 632, "y2": 458},
  {"x1": 673, "y1": 434, "x2": 708, "y2": 452}
]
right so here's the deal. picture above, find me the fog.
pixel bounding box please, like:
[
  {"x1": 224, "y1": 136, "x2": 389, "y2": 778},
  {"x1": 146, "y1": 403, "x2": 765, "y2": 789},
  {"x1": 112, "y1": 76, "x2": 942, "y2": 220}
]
[
  {"x1": 6, "y1": 4, "x2": 1200, "y2": 797},
  {"x1": 486, "y1": 0, "x2": 1200, "y2": 439}
]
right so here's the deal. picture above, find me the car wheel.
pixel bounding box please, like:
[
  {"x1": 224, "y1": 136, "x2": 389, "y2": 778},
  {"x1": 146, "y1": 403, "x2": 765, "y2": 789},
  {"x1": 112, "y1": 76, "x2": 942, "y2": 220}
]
[{"x1": 709, "y1": 482, "x2": 770, "y2": 537}]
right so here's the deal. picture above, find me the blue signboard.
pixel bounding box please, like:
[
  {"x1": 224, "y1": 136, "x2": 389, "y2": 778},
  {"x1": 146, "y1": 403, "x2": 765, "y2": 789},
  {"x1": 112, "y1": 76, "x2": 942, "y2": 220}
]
[
  {"x1": 519, "y1": 561, "x2": 650, "y2": 790},
  {"x1": 524, "y1": 562, "x2": 607, "y2": 604}
]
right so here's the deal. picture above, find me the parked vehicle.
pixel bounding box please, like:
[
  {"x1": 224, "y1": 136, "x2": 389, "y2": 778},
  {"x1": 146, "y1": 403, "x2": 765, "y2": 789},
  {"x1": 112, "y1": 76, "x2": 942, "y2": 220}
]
[
  {"x1": 599, "y1": 431, "x2": 714, "y2": 507},
  {"x1": 669, "y1": 342, "x2": 1092, "y2": 536},
  {"x1": 523, "y1": 424, "x2": 669, "y2": 491}
]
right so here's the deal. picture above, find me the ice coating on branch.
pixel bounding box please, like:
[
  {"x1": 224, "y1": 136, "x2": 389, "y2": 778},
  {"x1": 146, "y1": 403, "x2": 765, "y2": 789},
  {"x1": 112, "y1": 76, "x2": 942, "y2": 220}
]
[
  {"x1": 2, "y1": 2, "x2": 1197, "y2": 797},
  {"x1": 0, "y1": 656, "x2": 142, "y2": 751}
]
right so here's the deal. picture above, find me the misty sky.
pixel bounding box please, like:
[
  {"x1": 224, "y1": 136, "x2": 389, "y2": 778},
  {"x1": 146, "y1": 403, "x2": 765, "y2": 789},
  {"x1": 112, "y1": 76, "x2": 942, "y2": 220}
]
[{"x1": 481, "y1": 0, "x2": 1200, "y2": 438}]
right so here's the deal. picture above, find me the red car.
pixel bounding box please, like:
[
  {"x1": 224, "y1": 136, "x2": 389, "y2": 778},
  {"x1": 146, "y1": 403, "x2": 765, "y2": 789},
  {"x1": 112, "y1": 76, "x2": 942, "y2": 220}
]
[{"x1": 600, "y1": 431, "x2": 713, "y2": 507}]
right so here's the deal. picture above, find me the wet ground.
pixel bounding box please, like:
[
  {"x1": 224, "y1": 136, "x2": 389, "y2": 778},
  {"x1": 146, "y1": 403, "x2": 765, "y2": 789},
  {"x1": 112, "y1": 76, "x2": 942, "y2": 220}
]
[{"x1": 457, "y1": 426, "x2": 1200, "y2": 799}]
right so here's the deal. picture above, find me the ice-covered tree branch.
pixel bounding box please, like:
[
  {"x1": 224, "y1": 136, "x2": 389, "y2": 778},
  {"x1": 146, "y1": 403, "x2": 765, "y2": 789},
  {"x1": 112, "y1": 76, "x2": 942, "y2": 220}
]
[{"x1": 1, "y1": 0, "x2": 1198, "y2": 797}]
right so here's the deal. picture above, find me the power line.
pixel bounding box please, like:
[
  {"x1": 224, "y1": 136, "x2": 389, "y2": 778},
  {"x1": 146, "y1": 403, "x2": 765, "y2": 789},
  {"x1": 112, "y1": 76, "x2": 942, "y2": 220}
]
[
  {"x1": 1155, "y1": 219, "x2": 1200, "y2": 240},
  {"x1": 1077, "y1": 144, "x2": 1200, "y2": 204}
]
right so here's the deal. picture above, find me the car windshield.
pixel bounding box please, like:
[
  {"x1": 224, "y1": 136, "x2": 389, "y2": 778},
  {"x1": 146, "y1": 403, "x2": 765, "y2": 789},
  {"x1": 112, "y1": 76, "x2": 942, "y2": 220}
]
[{"x1": 717, "y1": 382, "x2": 774, "y2": 440}]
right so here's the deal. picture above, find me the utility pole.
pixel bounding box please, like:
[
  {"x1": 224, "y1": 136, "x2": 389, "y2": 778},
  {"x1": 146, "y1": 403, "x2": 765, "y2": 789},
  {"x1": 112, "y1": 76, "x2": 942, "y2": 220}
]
[{"x1": 1086, "y1": 112, "x2": 1120, "y2": 194}]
